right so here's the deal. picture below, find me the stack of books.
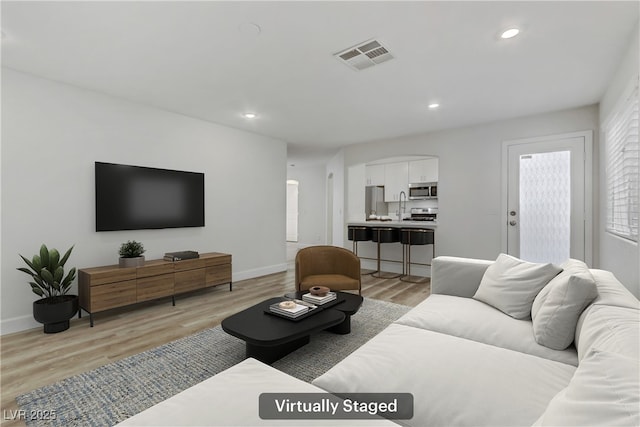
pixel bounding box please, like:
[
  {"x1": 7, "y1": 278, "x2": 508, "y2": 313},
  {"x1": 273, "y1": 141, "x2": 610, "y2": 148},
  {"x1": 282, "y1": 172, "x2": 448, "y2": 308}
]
[
  {"x1": 269, "y1": 302, "x2": 309, "y2": 319},
  {"x1": 302, "y1": 291, "x2": 337, "y2": 305},
  {"x1": 164, "y1": 251, "x2": 199, "y2": 261}
]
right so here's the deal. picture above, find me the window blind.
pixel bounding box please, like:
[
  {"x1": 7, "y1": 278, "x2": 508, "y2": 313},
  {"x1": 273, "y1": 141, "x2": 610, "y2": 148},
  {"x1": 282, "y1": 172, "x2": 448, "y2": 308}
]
[{"x1": 605, "y1": 79, "x2": 639, "y2": 242}]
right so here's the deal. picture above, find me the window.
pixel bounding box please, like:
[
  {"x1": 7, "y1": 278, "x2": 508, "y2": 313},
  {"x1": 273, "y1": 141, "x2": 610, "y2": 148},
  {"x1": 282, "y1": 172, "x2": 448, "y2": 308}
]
[{"x1": 605, "y1": 77, "x2": 639, "y2": 242}]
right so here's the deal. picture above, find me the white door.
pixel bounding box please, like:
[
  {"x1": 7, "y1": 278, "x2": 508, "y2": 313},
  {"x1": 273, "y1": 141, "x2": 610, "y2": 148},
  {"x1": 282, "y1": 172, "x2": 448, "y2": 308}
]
[
  {"x1": 286, "y1": 180, "x2": 298, "y2": 242},
  {"x1": 503, "y1": 132, "x2": 592, "y2": 264}
]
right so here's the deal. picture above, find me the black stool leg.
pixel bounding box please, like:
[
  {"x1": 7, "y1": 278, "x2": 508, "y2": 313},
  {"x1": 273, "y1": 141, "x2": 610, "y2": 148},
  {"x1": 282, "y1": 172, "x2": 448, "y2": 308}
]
[
  {"x1": 372, "y1": 228, "x2": 401, "y2": 279},
  {"x1": 349, "y1": 226, "x2": 375, "y2": 275},
  {"x1": 401, "y1": 229, "x2": 432, "y2": 284}
]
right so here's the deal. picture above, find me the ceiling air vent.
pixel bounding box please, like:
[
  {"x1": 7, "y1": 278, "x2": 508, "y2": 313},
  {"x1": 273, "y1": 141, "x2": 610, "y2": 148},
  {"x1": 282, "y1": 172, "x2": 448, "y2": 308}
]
[{"x1": 334, "y1": 39, "x2": 394, "y2": 71}]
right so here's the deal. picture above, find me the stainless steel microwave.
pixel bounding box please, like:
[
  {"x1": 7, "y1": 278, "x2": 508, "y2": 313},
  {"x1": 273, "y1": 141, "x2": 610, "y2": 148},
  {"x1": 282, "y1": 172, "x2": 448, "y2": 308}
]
[{"x1": 408, "y1": 182, "x2": 437, "y2": 200}]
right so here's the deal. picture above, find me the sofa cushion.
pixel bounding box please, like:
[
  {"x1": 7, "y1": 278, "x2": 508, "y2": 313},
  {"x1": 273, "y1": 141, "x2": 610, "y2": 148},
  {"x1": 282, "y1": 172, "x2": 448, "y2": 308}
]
[
  {"x1": 574, "y1": 269, "x2": 640, "y2": 361},
  {"x1": 533, "y1": 350, "x2": 640, "y2": 427},
  {"x1": 117, "y1": 358, "x2": 397, "y2": 426},
  {"x1": 394, "y1": 294, "x2": 578, "y2": 365},
  {"x1": 431, "y1": 256, "x2": 492, "y2": 297},
  {"x1": 583, "y1": 269, "x2": 640, "y2": 310},
  {"x1": 473, "y1": 253, "x2": 562, "y2": 319},
  {"x1": 313, "y1": 324, "x2": 576, "y2": 427},
  {"x1": 531, "y1": 272, "x2": 598, "y2": 350},
  {"x1": 574, "y1": 304, "x2": 640, "y2": 361}
]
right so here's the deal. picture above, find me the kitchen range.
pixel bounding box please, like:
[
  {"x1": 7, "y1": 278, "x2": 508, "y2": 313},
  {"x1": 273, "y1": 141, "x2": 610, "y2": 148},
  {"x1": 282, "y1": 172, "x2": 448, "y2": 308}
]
[{"x1": 405, "y1": 207, "x2": 437, "y2": 222}]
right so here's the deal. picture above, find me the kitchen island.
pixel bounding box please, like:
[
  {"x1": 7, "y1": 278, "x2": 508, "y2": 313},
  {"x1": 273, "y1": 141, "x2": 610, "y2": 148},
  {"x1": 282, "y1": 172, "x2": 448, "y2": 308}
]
[
  {"x1": 348, "y1": 220, "x2": 437, "y2": 228},
  {"x1": 347, "y1": 221, "x2": 436, "y2": 280}
]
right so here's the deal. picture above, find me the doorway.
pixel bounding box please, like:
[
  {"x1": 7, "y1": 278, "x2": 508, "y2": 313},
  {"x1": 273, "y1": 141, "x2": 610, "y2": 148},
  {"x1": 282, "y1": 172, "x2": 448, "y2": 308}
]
[
  {"x1": 502, "y1": 131, "x2": 592, "y2": 264},
  {"x1": 327, "y1": 173, "x2": 333, "y2": 245},
  {"x1": 286, "y1": 180, "x2": 298, "y2": 242}
]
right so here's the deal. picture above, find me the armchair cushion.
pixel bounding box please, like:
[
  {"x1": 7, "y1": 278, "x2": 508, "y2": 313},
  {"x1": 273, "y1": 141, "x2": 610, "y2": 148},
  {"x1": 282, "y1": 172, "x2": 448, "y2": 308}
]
[{"x1": 299, "y1": 274, "x2": 360, "y2": 292}]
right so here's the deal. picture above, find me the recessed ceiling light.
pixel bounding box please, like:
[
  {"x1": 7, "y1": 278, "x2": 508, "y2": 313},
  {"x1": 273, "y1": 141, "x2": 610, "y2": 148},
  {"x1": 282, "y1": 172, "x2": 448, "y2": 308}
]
[
  {"x1": 428, "y1": 103, "x2": 440, "y2": 109},
  {"x1": 501, "y1": 28, "x2": 520, "y2": 39},
  {"x1": 243, "y1": 113, "x2": 257, "y2": 119}
]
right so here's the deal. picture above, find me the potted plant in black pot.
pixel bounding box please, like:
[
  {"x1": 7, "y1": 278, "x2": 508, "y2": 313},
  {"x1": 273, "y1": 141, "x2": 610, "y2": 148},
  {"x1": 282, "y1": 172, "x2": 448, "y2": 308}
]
[
  {"x1": 17, "y1": 244, "x2": 78, "y2": 333},
  {"x1": 119, "y1": 240, "x2": 145, "y2": 267}
]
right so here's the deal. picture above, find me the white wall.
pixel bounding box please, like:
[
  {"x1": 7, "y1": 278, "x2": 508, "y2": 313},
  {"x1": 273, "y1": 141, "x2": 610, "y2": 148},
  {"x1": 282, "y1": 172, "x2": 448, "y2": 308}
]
[
  {"x1": 343, "y1": 105, "x2": 599, "y2": 263},
  {"x1": 598, "y1": 23, "x2": 640, "y2": 297},
  {"x1": 327, "y1": 150, "x2": 345, "y2": 247},
  {"x1": 1, "y1": 69, "x2": 288, "y2": 334},
  {"x1": 286, "y1": 165, "x2": 326, "y2": 247}
]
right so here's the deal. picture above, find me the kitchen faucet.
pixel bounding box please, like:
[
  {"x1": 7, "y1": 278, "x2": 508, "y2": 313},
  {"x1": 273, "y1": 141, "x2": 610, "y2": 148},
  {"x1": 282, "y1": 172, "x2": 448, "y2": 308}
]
[{"x1": 399, "y1": 191, "x2": 407, "y2": 219}]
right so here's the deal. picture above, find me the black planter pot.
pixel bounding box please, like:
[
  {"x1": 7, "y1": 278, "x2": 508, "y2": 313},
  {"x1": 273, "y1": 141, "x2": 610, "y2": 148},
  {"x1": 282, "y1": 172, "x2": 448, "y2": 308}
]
[{"x1": 33, "y1": 295, "x2": 79, "y2": 334}]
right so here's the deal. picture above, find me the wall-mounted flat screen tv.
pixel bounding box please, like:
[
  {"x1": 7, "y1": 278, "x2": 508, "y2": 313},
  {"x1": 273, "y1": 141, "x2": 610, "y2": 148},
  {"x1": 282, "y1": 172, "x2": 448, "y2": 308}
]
[{"x1": 95, "y1": 162, "x2": 205, "y2": 232}]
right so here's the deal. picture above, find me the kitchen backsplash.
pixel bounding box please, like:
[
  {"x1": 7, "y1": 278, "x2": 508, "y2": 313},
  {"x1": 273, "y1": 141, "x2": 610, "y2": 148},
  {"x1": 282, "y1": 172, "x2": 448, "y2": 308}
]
[{"x1": 388, "y1": 199, "x2": 438, "y2": 218}]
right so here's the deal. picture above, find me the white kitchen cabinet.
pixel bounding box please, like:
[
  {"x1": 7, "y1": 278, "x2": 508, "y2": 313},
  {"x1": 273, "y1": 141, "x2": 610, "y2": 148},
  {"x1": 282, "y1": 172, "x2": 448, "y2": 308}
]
[
  {"x1": 365, "y1": 164, "x2": 385, "y2": 186},
  {"x1": 384, "y1": 162, "x2": 409, "y2": 202},
  {"x1": 409, "y1": 158, "x2": 439, "y2": 183}
]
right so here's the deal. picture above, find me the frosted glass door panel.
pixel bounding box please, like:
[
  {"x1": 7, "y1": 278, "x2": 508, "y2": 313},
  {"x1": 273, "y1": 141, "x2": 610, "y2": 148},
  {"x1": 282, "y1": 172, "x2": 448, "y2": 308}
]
[
  {"x1": 519, "y1": 151, "x2": 571, "y2": 264},
  {"x1": 506, "y1": 134, "x2": 587, "y2": 263}
]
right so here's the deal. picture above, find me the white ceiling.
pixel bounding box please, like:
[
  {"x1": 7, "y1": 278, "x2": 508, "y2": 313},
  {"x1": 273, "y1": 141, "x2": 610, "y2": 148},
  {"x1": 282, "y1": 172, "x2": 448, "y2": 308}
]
[{"x1": 2, "y1": 1, "x2": 638, "y2": 165}]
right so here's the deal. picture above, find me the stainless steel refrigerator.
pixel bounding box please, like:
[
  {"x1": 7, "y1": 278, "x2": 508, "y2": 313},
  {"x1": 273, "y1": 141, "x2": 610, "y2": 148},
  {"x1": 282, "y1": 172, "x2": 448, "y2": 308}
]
[{"x1": 365, "y1": 186, "x2": 387, "y2": 217}]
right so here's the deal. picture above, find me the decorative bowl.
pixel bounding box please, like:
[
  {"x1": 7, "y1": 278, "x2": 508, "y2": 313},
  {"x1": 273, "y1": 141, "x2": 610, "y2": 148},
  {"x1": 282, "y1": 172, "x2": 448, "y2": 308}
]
[{"x1": 309, "y1": 286, "x2": 330, "y2": 297}]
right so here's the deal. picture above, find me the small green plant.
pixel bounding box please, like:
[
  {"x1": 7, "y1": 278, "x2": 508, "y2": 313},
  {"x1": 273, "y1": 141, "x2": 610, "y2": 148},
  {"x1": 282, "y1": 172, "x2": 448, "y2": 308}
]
[
  {"x1": 17, "y1": 244, "x2": 76, "y2": 299},
  {"x1": 119, "y1": 240, "x2": 145, "y2": 258}
]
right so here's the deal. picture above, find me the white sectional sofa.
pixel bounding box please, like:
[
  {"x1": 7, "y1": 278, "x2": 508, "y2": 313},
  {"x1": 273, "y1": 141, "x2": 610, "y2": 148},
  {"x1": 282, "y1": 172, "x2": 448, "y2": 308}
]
[
  {"x1": 120, "y1": 255, "x2": 639, "y2": 426},
  {"x1": 313, "y1": 256, "x2": 640, "y2": 426},
  {"x1": 118, "y1": 357, "x2": 397, "y2": 426}
]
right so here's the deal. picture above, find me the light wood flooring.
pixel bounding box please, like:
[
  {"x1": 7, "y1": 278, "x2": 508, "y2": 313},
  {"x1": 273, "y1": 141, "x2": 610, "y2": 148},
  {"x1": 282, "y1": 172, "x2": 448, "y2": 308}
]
[{"x1": 0, "y1": 265, "x2": 429, "y2": 426}]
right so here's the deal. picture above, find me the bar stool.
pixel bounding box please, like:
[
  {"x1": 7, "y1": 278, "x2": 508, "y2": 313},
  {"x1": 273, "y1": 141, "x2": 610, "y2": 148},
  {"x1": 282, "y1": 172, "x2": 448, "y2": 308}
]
[
  {"x1": 371, "y1": 227, "x2": 401, "y2": 279},
  {"x1": 348, "y1": 226, "x2": 375, "y2": 275},
  {"x1": 400, "y1": 228, "x2": 434, "y2": 283},
  {"x1": 347, "y1": 226, "x2": 371, "y2": 255}
]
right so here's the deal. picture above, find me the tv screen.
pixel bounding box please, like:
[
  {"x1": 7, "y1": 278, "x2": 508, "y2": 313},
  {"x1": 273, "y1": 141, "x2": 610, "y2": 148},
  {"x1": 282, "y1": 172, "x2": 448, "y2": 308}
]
[{"x1": 95, "y1": 162, "x2": 205, "y2": 231}]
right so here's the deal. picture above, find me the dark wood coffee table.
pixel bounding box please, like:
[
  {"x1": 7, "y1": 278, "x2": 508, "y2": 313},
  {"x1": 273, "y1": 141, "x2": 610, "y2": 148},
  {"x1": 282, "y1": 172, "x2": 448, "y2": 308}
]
[
  {"x1": 284, "y1": 290, "x2": 363, "y2": 334},
  {"x1": 221, "y1": 292, "x2": 363, "y2": 364}
]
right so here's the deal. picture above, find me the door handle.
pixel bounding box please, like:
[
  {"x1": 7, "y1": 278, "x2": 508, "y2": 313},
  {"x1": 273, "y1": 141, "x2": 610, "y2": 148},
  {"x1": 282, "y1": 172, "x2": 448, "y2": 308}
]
[{"x1": 509, "y1": 220, "x2": 517, "y2": 226}]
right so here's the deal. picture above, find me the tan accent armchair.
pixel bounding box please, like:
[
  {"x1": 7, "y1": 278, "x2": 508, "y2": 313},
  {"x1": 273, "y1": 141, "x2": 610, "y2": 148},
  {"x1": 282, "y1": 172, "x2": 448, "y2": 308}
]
[{"x1": 295, "y1": 245, "x2": 361, "y2": 295}]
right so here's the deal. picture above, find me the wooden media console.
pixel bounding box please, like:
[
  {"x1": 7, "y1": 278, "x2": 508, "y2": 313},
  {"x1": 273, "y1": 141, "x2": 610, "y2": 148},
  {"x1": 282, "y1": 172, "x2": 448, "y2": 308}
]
[{"x1": 78, "y1": 252, "x2": 231, "y2": 326}]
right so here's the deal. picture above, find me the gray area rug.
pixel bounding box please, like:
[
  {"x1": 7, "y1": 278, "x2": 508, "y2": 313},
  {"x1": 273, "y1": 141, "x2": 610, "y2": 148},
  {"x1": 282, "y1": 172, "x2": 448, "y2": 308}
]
[{"x1": 16, "y1": 297, "x2": 411, "y2": 427}]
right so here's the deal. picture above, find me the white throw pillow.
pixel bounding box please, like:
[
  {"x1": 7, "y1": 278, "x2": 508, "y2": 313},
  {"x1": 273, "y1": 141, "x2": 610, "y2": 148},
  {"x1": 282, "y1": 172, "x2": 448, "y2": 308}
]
[
  {"x1": 533, "y1": 350, "x2": 640, "y2": 426},
  {"x1": 532, "y1": 272, "x2": 598, "y2": 350},
  {"x1": 532, "y1": 258, "x2": 590, "y2": 319},
  {"x1": 473, "y1": 254, "x2": 562, "y2": 319}
]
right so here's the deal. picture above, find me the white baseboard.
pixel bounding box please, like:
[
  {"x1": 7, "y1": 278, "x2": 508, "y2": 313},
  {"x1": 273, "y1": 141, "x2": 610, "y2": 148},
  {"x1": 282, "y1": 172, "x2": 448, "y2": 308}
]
[
  {"x1": 1, "y1": 263, "x2": 290, "y2": 336},
  {"x1": 1, "y1": 314, "x2": 40, "y2": 336},
  {"x1": 232, "y1": 263, "x2": 288, "y2": 282}
]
